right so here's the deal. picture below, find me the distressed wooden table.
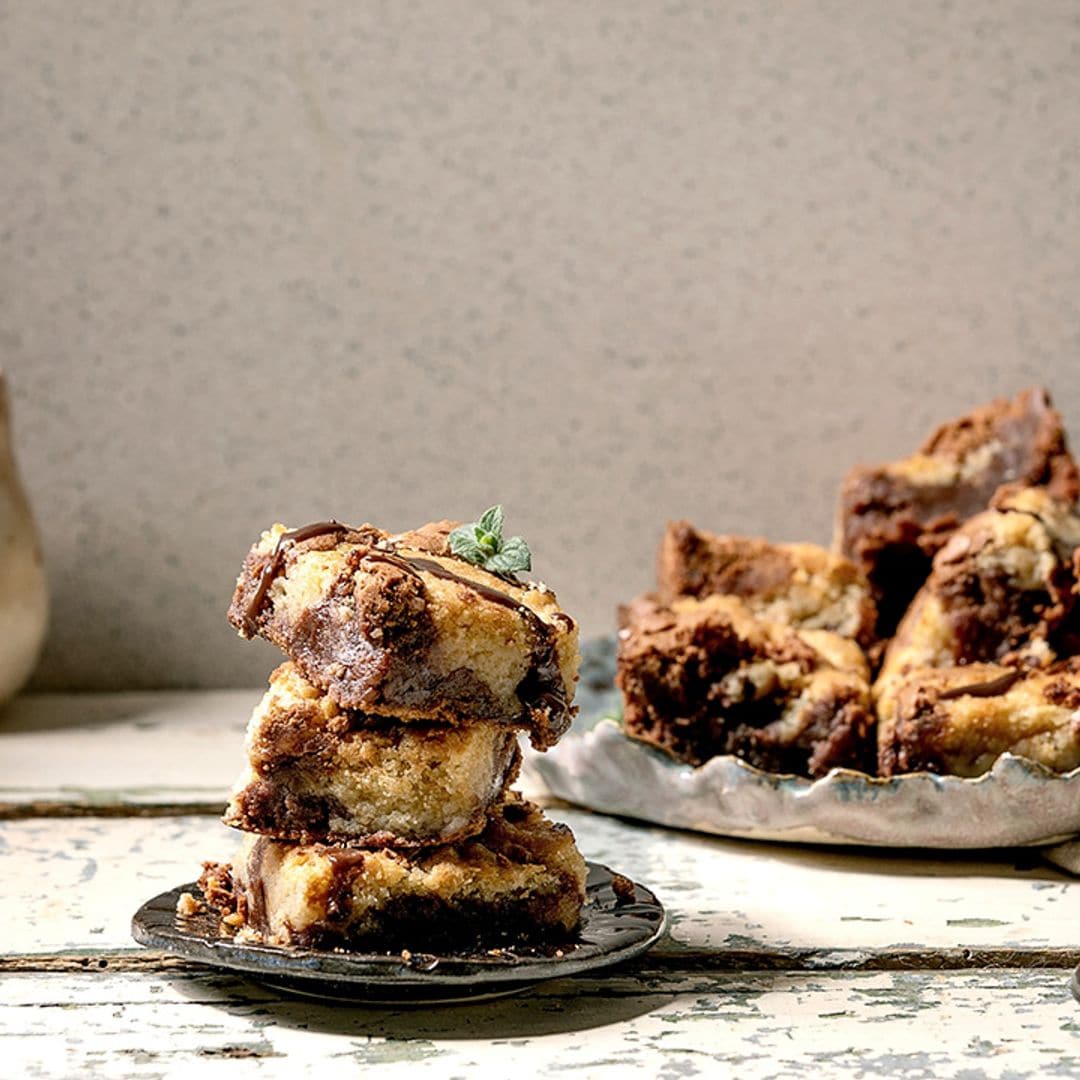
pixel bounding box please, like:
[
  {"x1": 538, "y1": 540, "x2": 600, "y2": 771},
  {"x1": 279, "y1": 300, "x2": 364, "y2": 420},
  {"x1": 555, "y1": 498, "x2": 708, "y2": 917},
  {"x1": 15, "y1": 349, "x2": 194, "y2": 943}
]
[{"x1": 3, "y1": 691, "x2": 1080, "y2": 1077}]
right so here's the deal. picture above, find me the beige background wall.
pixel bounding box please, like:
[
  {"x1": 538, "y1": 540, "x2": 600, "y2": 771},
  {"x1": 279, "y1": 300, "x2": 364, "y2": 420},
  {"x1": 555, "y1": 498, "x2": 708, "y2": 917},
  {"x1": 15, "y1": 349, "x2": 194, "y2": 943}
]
[{"x1": 3, "y1": 1, "x2": 1079, "y2": 690}]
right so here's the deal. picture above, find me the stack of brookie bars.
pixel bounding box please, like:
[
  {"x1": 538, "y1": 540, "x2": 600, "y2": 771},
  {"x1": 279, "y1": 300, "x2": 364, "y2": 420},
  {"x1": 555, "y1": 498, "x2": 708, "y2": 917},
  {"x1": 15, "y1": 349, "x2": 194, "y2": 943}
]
[
  {"x1": 617, "y1": 387, "x2": 1080, "y2": 779},
  {"x1": 195, "y1": 513, "x2": 588, "y2": 948}
]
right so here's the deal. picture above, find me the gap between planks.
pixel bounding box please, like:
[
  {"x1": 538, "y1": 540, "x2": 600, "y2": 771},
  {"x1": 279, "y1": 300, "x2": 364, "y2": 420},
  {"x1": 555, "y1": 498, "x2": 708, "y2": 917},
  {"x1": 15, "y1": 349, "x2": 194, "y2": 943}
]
[{"x1": 4, "y1": 946, "x2": 1078, "y2": 976}]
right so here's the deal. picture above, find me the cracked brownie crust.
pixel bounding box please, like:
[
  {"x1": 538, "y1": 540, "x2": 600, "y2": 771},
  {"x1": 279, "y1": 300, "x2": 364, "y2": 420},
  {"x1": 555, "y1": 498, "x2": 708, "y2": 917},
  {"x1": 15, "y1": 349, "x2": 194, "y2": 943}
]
[
  {"x1": 616, "y1": 594, "x2": 875, "y2": 777},
  {"x1": 223, "y1": 663, "x2": 521, "y2": 848},
  {"x1": 836, "y1": 387, "x2": 1079, "y2": 636},
  {"x1": 204, "y1": 798, "x2": 587, "y2": 949},
  {"x1": 227, "y1": 520, "x2": 579, "y2": 748},
  {"x1": 879, "y1": 659, "x2": 1080, "y2": 776},
  {"x1": 657, "y1": 521, "x2": 877, "y2": 648}
]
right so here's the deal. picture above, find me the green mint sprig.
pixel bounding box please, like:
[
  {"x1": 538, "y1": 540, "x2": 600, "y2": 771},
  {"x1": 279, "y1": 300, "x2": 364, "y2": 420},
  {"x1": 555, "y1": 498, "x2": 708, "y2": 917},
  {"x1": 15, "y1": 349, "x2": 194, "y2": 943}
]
[{"x1": 449, "y1": 505, "x2": 532, "y2": 574}]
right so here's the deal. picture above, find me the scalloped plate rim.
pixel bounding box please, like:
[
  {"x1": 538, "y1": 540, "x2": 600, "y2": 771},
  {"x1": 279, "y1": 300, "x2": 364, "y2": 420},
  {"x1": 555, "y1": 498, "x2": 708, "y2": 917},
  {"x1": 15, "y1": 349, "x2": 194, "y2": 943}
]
[
  {"x1": 528, "y1": 721, "x2": 1080, "y2": 848},
  {"x1": 527, "y1": 636, "x2": 1080, "y2": 849},
  {"x1": 567, "y1": 716, "x2": 1080, "y2": 790}
]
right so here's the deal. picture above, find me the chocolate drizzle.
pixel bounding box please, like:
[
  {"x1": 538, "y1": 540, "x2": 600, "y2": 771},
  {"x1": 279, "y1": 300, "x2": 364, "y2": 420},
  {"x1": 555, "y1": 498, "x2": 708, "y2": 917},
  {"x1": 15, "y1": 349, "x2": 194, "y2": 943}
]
[
  {"x1": 245, "y1": 838, "x2": 270, "y2": 933},
  {"x1": 241, "y1": 521, "x2": 350, "y2": 635},
  {"x1": 938, "y1": 668, "x2": 1022, "y2": 701}
]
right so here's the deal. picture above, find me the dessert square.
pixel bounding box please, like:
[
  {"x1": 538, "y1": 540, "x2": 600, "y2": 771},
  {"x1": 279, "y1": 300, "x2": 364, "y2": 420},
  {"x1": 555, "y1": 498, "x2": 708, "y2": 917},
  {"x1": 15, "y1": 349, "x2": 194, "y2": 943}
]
[
  {"x1": 616, "y1": 594, "x2": 875, "y2": 777},
  {"x1": 874, "y1": 486, "x2": 1080, "y2": 730},
  {"x1": 203, "y1": 798, "x2": 587, "y2": 949},
  {"x1": 836, "y1": 387, "x2": 1078, "y2": 636},
  {"x1": 227, "y1": 520, "x2": 579, "y2": 748},
  {"x1": 657, "y1": 521, "x2": 877, "y2": 648},
  {"x1": 879, "y1": 659, "x2": 1080, "y2": 777},
  {"x1": 223, "y1": 662, "x2": 521, "y2": 847}
]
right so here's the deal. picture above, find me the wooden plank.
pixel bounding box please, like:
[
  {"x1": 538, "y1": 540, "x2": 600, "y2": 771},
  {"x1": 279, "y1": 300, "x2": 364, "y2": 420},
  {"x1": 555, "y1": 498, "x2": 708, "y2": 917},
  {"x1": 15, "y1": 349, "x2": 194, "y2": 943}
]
[
  {"x1": 3, "y1": 813, "x2": 1079, "y2": 960},
  {"x1": 0, "y1": 690, "x2": 253, "y2": 809},
  {"x1": 571, "y1": 809, "x2": 1080, "y2": 956},
  {"x1": 3, "y1": 968, "x2": 1078, "y2": 1078}
]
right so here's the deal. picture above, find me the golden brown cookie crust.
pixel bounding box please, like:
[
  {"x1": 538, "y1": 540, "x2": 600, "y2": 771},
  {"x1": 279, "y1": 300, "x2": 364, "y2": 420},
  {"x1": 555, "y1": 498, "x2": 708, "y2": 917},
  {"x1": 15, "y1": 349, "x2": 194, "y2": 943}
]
[{"x1": 879, "y1": 658, "x2": 1080, "y2": 776}]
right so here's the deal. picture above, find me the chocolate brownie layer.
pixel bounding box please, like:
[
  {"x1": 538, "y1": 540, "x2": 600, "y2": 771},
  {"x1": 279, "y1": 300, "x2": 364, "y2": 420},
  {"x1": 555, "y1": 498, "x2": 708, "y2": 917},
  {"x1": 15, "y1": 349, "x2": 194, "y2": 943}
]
[
  {"x1": 616, "y1": 594, "x2": 875, "y2": 777},
  {"x1": 657, "y1": 522, "x2": 877, "y2": 648},
  {"x1": 879, "y1": 659, "x2": 1080, "y2": 777},
  {"x1": 836, "y1": 387, "x2": 1078, "y2": 636},
  {"x1": 223, "y1": 662, "x2": 521, "y2": 847},
  {"x1": 227, "y1": 520, "x2": 579, "y2": 748},
  {"x1": 204, "y1": 798, "x2": 587, "y2": 949}
]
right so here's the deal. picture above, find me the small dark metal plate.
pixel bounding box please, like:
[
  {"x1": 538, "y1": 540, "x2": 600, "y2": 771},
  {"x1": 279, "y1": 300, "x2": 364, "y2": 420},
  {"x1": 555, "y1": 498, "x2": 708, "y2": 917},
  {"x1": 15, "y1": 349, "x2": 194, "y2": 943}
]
[{"x1": 132, "y1": 862, "x2": 665, "y2": 1004}]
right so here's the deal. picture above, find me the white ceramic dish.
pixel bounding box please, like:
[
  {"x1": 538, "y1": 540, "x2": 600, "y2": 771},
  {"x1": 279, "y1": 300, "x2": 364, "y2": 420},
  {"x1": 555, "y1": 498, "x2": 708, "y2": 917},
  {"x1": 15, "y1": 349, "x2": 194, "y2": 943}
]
[{"x1": 522, "y1": 638, "x2": 1080, "y2": 849}]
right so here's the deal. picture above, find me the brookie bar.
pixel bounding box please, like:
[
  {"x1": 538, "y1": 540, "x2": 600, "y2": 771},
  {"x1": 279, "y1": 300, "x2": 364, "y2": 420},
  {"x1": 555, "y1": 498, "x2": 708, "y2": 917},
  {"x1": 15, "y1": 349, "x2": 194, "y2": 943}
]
[
  {"x1": 657, "y1": 521, "x2": 877, "y2": 649},
  {"x1": 878, "y1": 658, "x2": 1080, "y2": 777},
  {"x1": 203, "y1": 797, "x2": 588, "y2": 949},
  {"x1": 836, "y1": 387, "x2": 1078, "y2": 636},
  {"x1": 227, "y1": 519, "x2": 579, "y2": 748},
  {"x1": 616, "y1": 594, "x2": 875, "y2": 777},
  {"x1": 874, "y1": 484, "x2": 1080, "y2": 728},
  {"x1": 223, "y1": 662, "x2": 521, "y2": 847}
]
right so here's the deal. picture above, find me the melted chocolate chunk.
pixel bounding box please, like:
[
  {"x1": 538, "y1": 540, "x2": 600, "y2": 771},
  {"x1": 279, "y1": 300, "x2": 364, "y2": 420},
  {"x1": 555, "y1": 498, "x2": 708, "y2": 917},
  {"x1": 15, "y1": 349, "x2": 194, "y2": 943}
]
[
  {"x1": 324, "y1": 848, "x2": 368, "y2": 924},
  {"x1": 245, "y1": 839, "x2": 270, "y2": 933}
]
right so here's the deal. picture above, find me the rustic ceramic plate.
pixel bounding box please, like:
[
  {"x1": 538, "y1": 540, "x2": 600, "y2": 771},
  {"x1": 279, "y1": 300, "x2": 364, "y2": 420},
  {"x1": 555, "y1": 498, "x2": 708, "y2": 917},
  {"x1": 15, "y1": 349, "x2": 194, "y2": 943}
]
[
  {"x1": 131, "y1": 862, "x2": 666, "y2": 1005},
  {"x1": 522, "y1": 637, "x2": 1080, "y2": 849}
]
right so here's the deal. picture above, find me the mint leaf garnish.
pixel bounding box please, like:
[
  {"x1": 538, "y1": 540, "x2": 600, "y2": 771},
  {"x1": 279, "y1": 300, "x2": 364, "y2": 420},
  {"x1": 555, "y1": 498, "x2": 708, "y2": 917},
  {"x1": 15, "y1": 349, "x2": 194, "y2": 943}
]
[
  {"x1": 448, "y1": 531, "x2": 486, "y2": 564},
  {"x1": 484, "y1": 535, "x2": 531, "y2": 574},
  {"x1": 478, "y1": 505, "x2": 504, "y2": 540},
  {"x1": 449, "y1": 506, "x2": 532, "y2": 574}
]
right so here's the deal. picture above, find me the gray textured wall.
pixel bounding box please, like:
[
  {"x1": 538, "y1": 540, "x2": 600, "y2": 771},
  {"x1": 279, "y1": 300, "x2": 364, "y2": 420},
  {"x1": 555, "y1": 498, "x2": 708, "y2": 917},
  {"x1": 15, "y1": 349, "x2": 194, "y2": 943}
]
[{"x1": 3, "y1": 1, "x2": 1079, "y2": 690}]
